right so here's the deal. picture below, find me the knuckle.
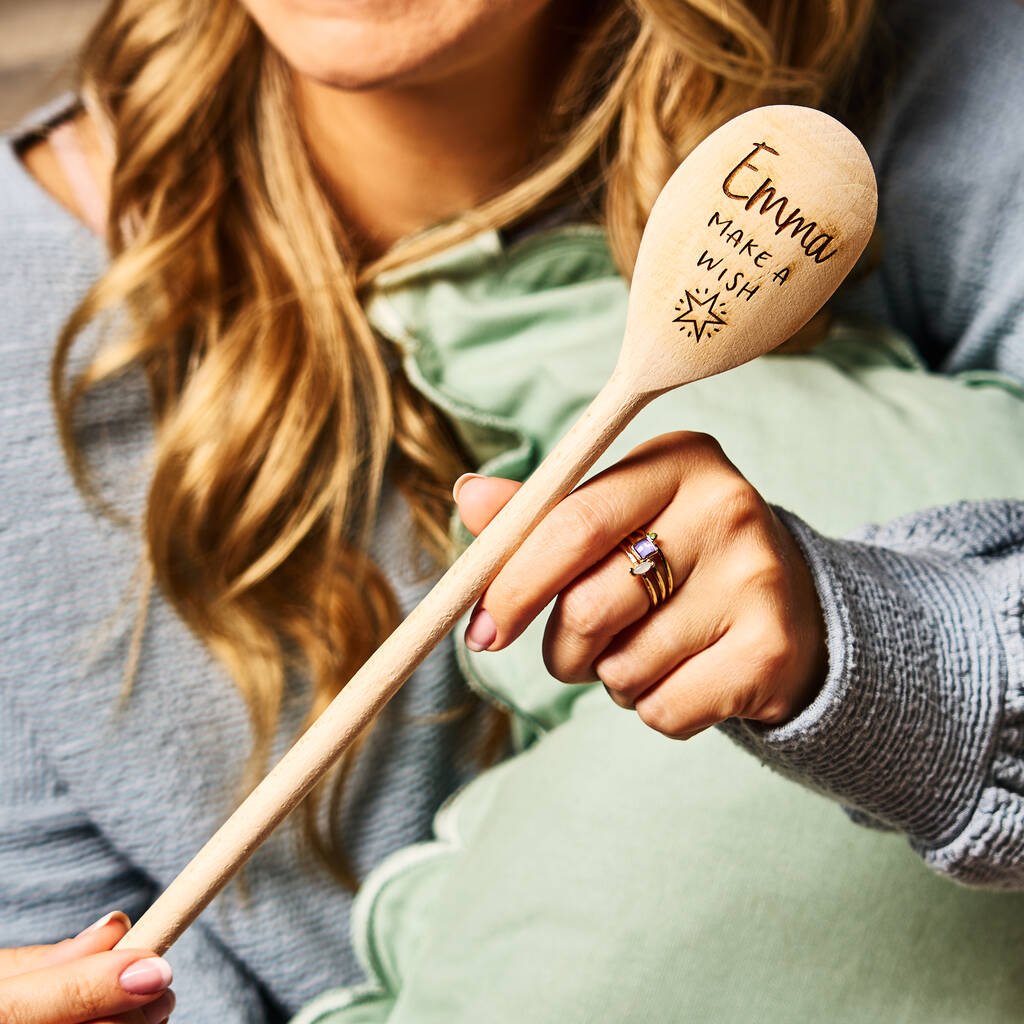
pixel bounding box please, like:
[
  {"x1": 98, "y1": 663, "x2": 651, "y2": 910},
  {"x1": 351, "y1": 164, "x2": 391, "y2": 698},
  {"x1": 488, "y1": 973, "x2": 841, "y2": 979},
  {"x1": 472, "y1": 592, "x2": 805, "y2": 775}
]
[
  {"x1": 714, "y1": 535, "x2": 788, "y2": 609},
  {"x1": 636, "y1": 692, "x2": 685, "y2": 738},
  {"x1": 628, "y1": 429, "x2": 712, "y2": 462},
  {"x1": 550, "y1": 661, "x2": 600, "y2": 686},
  {"x1": 664, "y1": 430, "x2": 728, "y2": 481},
  {"x1": 602, "y1": 681, "x2": 635, "y2": 710},
  {"x1": 721, "y1": 683, "x2": 752, "y2": 722},
  {"x1": 555, "y1": 582, "x2": 608, "y2": 642},
  {"x1": 541, "y1": 637, "x2": 597, "y2": 685},
  {"x1": 552, "y1": 489, "x2": 617, "y2": 556},
  {"x1": 757, "y1": 692, "x2": 795, "y2": 725},
  {"x1": 751, "y1": 551, "x2": 789, "y2": 590},
  {"x1": 729, "y1": 546, "x2": 787, "y2": 595},
  {"x1": 714, "y1": 475, "x2": 765, "y2": 529},
  {"x1": 747, "y1": 621, "x2": 797, "y2": 683},
  {"x1": 63, "y1": 973, "x2": 108, "y2": 1021},
  {"x1": 677, "y1": 430, "x2": 725, "y2": 462},
  {"x1": 593, "y1": 651, "x2": 642, "y2": 696}
]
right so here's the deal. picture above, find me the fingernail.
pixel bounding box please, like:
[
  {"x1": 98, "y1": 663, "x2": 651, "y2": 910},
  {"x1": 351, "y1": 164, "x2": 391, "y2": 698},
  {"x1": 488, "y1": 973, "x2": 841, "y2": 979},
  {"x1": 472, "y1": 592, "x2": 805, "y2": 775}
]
[
  {"x1": 120, "y1": 957, "x2": 173, "y2": 995},
  {"x1": 452, "y1": 472, "x2": 484, "y2": 501},
  {"x1": 465, "y1": 608, "x2": 496, "y2": 652},
  {"x1": 142, "y1": 990, "x2": 175, "y2": 1024},
  {"x1": 76, "y1": 910, "x2": 130, "y2": 937}
]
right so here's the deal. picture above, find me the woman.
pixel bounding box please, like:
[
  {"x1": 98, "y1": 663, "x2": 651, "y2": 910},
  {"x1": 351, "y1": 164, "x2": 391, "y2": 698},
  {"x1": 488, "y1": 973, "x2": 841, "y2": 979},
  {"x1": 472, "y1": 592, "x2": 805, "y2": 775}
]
[{"x1": 1, "y1": 0, "x2": 1022, "y2": 1020}]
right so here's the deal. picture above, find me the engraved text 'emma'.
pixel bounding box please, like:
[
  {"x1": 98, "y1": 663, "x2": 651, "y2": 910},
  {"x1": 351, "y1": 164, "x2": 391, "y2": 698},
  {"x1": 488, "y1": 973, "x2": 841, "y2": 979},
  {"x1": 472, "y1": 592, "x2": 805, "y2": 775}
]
[{"x1": 722, "y1": 142, "x2": 839, "y2": 264}]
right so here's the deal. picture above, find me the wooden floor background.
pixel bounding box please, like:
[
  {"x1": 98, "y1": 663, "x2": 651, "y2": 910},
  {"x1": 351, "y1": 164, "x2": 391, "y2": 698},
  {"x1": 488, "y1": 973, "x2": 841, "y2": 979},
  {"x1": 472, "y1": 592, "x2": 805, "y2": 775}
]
[{"x1": 0, "y1": 0, "x2": 104, "y2": 130}]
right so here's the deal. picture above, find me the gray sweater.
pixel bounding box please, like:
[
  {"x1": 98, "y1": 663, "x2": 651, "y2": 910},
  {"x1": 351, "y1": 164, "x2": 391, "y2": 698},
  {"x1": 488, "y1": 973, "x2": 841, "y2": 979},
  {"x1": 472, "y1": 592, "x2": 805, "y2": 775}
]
[
  {"x1": 1, "y1": 0, "x2": 1023, "y2": 1019},
  {"x1": 729, "y1": 0, "x2": 1024, "y2": 887},
  {"x1": 0, "y1": 128, "x2": 489, "y2": 1018}
]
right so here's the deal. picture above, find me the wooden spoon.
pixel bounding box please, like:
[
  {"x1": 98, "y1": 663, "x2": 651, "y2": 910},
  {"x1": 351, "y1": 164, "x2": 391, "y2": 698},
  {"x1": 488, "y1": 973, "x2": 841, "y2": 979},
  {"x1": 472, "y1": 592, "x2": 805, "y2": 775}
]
[{"x1": 118, "y1": 104, "x2": 877, "y2": 954}]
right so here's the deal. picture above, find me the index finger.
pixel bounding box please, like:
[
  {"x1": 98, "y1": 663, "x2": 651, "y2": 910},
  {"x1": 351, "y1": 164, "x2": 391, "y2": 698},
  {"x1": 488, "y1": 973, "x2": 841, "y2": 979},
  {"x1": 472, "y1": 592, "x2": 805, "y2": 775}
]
[
  {"x1": 0, "y1": 950, "x2": 172, "y2": 1024},
  {"x1": 468, "y1": 435, "x2": 687, "y2": 651},
  {"x1": 0, "y1": 913, "x2": 131, "y2": 980}
]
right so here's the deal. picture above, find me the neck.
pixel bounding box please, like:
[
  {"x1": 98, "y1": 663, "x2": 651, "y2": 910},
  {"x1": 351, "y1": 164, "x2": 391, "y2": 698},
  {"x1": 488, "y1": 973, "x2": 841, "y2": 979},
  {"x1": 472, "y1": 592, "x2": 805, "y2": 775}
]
[{"x1": 296, "y1": 10, "x2": 563, "y2": 259}]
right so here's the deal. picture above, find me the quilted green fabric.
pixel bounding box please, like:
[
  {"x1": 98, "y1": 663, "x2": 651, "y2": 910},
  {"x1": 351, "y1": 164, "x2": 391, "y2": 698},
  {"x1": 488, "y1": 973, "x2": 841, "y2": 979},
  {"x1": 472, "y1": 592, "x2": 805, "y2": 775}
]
[{"x1": 293, "y1": 228, "x2": 1024, "y2": 1024}]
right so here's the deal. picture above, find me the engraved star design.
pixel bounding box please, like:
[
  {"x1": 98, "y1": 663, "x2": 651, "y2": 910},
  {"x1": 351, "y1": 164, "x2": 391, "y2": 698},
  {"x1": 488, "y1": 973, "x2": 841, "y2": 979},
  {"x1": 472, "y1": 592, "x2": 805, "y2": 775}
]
[{"x1": 672, "y1": 289, "x2": 727, "y2": 342}]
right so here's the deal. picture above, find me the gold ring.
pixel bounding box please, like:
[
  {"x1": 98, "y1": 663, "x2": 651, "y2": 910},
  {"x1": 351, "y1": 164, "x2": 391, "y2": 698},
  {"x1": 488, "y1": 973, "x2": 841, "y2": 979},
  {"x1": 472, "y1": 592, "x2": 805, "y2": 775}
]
[{"x1": 619, "y1": 529, "x2": 674, "y2": 608}]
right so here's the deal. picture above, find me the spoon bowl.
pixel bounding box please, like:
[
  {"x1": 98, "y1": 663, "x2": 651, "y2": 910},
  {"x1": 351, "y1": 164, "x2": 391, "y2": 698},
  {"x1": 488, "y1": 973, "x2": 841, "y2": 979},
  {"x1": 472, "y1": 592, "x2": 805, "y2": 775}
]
[{"x1": 623, "y1": 104, "x2": 876, "y2": 395}]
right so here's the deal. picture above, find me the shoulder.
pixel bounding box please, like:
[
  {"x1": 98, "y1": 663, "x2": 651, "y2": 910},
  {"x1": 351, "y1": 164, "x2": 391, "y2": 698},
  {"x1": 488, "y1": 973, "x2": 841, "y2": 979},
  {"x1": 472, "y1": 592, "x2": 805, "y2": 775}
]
[
  {"x1": 0, "y1": 107, "x2": 121, "y2": 554},
  {"x1": 871, "y1": 0, "x2": 1024, "y2": 157},
  {"x1": 0, "y1": 102, "x2": 107, "y2": 435},
  {"x1": 840, "y1": 0, "x2": 1024, "y2": 377},
  {"x1": 0, "y1": 100, "x2": 106, "y2": 328},
  {"x1": 863, "y1": 0, "x2": 1024, "y2": 236}
]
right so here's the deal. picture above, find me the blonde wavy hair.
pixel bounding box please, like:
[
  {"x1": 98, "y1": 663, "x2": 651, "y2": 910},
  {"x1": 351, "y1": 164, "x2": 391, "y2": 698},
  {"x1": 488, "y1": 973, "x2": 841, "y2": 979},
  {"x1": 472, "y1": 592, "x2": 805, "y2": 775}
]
[{"x1": 56, "y1": 0, "x2": 876, "y2": 887}]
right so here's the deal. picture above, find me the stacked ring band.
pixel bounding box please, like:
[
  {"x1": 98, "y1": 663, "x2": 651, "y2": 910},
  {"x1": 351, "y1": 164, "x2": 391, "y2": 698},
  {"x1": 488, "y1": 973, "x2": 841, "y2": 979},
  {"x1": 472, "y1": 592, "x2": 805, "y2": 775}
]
[{"x1": 619, "y1": 529, "x2": 674, "y2": 608}]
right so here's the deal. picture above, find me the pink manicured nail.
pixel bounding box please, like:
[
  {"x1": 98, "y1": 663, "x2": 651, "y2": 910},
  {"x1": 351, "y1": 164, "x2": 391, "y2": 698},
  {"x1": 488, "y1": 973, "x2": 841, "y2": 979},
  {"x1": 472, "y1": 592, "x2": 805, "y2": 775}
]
[
  {"x1": 75, "y1": 910, "x2": 129, "y2": 937},
  {"x1": 142, "y1": 990, "x2": 176, "y2": 1024},
  {"x1": 119, "y1": 957, "x2": 173, "y2": 994},
  {"x1": 452, "y1": 472, "x2": 484, "y2": 501},
  {"x1": 465, "y1": 608, "x2": 496, "y2": 652}
]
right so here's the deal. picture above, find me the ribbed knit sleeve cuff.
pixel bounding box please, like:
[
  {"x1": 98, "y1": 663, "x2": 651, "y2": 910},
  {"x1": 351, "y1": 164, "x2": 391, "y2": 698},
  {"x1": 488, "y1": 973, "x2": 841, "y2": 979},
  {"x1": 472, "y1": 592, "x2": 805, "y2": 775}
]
[{"x1": 720, "y1": 502, "x2": 1024, "y2": 886}]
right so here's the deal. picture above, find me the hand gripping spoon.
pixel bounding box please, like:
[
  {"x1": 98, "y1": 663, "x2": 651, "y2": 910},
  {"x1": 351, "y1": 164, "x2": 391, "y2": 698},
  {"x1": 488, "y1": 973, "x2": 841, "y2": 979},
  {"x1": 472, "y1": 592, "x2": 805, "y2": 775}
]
[{"x1": 118, "y1": 104, "x2": 877, "y2": 954}]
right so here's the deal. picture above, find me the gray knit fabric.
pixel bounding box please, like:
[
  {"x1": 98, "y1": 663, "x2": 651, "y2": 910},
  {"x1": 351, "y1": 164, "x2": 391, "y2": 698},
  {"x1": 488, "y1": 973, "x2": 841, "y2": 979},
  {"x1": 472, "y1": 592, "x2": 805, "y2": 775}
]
[
  {"x1": 727, "y1": 0, "x2": 1024, "y2": 888},
  {"x1": 726, "y1": 501, "x2": 1024, "y2": 886},
  {"x1": 834, "y1": 0, "x2": 1024, "y2": 383},
  {"x1": 0, "y1": 130, "x2": 488, "y2": 1019}
]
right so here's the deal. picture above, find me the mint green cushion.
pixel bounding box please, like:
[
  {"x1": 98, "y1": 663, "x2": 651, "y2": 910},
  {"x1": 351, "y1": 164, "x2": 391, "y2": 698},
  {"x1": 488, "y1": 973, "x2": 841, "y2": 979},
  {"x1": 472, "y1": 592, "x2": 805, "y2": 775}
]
[
  {"x1": 299, "y1": 697, "x2": 1024, "y2": 1024},
  {"x1": 461, "y1": 324, "x2": 1024, "y2": 735},
  {"x1": 295, "y1": 232, "x2": 1024, "y2": 1024},
  {"x1": 294, "y1": 328, "x2": 1024, "y2": 1024}
]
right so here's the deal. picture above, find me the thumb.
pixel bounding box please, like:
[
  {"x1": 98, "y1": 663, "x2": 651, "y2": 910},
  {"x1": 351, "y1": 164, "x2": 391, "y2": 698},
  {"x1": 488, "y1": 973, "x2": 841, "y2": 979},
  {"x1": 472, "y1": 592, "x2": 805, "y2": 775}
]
[
  {"x1": 0, "y1": 948, "x2": 173, "y2": 1024},
  {"x1": 453, "y1": 474, "x2": 523, "y2": 536},
  {"x1": 0, "y1": 912, "x2": 130, "y2": 980}
]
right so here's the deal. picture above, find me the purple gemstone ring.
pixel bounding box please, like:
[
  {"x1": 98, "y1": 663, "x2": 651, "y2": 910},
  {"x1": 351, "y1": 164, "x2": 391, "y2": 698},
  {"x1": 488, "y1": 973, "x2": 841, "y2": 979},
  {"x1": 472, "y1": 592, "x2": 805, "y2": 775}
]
[{"x1": 618, "y1": 529, "x2": 674, "y2": 608}]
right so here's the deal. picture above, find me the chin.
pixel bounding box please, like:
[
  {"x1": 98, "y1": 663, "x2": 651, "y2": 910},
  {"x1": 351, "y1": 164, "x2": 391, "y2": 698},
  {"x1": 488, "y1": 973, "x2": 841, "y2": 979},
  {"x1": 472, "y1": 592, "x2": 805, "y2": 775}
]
[
  {"x1": 282, "y1": 26, "x2": 465, "y2": 90},
  {"x1": 263, "y1": 17, "x2": 442, "y2": 89},
  {"x1": 240, "y1": 0, "x2": 554, "y2": 91}
]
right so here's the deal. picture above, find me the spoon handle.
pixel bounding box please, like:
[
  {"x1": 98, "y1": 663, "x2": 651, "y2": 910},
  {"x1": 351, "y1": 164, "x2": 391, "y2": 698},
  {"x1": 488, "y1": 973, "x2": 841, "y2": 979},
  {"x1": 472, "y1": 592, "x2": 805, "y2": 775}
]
[
  {"x1": 118, "y1": 372, "x2": 647, "y2": 954},
  {"x1": 117, "y1": 101, "x2": 878, "y2": 954}
]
